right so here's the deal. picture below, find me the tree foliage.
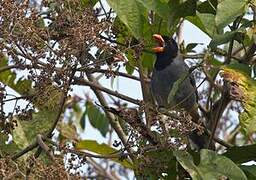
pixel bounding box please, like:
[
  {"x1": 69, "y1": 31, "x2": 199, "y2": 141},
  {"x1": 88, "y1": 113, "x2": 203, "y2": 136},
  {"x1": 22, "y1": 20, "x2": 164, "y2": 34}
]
[{"x1": 0, "y1": 0, "x2": 256, "y2": 179}]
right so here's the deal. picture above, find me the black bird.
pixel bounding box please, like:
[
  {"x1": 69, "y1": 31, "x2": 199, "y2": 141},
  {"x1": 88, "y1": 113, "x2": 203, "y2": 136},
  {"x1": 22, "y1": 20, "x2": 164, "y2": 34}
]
[{"x1": 150, "y1": 34, "x2": 209, "y2": 150}]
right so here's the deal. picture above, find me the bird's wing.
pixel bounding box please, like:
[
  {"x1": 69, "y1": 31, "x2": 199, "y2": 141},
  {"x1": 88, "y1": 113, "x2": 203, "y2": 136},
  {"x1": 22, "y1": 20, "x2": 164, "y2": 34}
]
[
  {"x1": 180, "y1": 58, "x2": 198, "y2": 102},
  {"x1": 189, "y1": 73, "x2": 196, "y2": 88},
  {"x1": 189, "y1": 73, "x2": 199, "y2": 102}
]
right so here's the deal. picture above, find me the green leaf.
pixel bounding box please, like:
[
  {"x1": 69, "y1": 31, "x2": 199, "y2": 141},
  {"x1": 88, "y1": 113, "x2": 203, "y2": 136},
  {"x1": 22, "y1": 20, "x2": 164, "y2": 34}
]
[
  {"x1": 106, "y1": 0, "x2": 146, "y2": 39},
  {"x1": 240, "y1": 165, "x2": 256, "y2": 180},
  {"x1": 69, "y1": 102, "x2": 85, "y2": 130},
  {"x1": 186, "y1": 15, "x2": 206, "y2": 34},
  {"x1": 15, "y1": 78, "x2": 32, "y2": 95},
  {"x1": 215, "y1": 0, "x2": 248, "y2": 29},
  {"x1": 141, "y1": 52, "x2": 155, "y2": 71},
  {"x1": 86, "y1": 101, "x2": 109, "y2": 137},
  {"x1": 223, "y1": 144, "x2": 256, "y2": 164},
  {"x1": 0, "y1": 133, "x2": 21, "y2": 157},
  {"x1": 125, "y1": 49, "x2": 137, "y2": 74},
  {"x1": 206, "y1": 55, "x2": 223, "y2": 67},
  {"x1": 76, "y1": 140, "x2": 117, "y2": 154},
  {"x1": 167, "y1": 72, "x2": 189, "y2": 107},
  {"x1": 186, "y1": 12, "x2": 216, "y2": 37},
  {"x1": 57, "y1": 122, "x2": 78, "y2": 143},
  {"x1": 169, "y1": 0, "x2": 197, "y2": 20},
  {"x1": 113, "y1": 17, "x2": 131, "y2": 45},
  {"x1": 197, "y1": 12, "x2": 216, "y2": 37},
  {"x1": 125, "y1": 62, "x2": 135, "y2": 75},
  {"x1": 13, "y1": 110, "x2": 58, "y2": 149},
  {"x1": 108, "y1": 0, "x2": 197, "y2": 40},
  {"x1": 136, "y1": 0, "x2": 171, "y2": 20},
  {"x1": 209, "y1": 31, "x2": 237, "y2": 49},
  {"x1": 32, "y1": 85, "x2": 64, "y2": 111},
  {"x1": 80, "y1": 0, "x2": 98, "y2": 7},
  {"x1": 80, "y1": 109, "x2": 86, "y2": 130},
  {"x1": 197, "y1": 0, "x2": 217, "y2": 14},
  {"x1": 0, "y1": 56, "x2": 32, "y2": 95},
  {"x1": 138, "y1": 148, "x2": 176, "y2": 178},
  {"x1": 210, "y1": 26, "x2": 247, "y2": 49},
  {"x1": 174, "y1": 149, "x2": 247, "y2": 180},
  {"x1": 75, "y1": 140, "x2": 133, "y2": 169}
]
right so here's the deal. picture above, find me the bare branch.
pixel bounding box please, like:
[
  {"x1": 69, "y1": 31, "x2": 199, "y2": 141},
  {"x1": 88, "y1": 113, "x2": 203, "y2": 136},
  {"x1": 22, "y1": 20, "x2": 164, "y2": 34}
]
[
  {"x1": 11, "y1": 142, "x2": 38, "y2": 160},
  {"x1": 66, "y1": 148, "x2": 127, "y2": 159},
  {"x1": 3, "y1": 96, "x2": 30, "y2": 103},
  {"x1": 207, "y1": 81, "x2": 231, "y2": 148},
  {"x1": 240, "y1": 43, "x2": 256, "y2": 64},
  {"x1": 0, "y1": 65, "x2": 20, "y2": 73},
  {"x1": 84, "y1": 72, "x2": 135, "y2": 160},
  {"x1": 81, "y1": 68, "x2": 141, "y2": 81},
  {"x1": 36, "y1": 134, "x2": 54, "y2": 160},
  {"x1": 87, "y1": 157, "x2": 119, "y2": 180},
  {"x1": 74, "y1": 77, "x2": 141, "y2": 105},
  {"x1": 137, "y1": 57, "x2": 154, "y2": 126}
]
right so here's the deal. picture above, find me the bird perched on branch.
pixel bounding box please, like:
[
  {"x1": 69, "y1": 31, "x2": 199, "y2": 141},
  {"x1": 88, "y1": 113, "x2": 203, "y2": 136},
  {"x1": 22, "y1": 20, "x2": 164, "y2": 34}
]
[{"x1": 150, "y1": 34, "x2": 210, "y2": 150}]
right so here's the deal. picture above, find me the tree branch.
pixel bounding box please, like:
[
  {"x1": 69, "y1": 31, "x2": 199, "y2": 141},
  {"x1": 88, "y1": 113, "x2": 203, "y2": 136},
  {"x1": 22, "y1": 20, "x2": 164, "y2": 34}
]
[
  {"x1": 84, "y1": 72, "x2": 135, "y2": 160},
  {"x1": 47, "y1": 67, "x2": 77, "y2": 138},
  {"x1": 11, "y1": 142, "x2": 38, "y2": 160},
  {"x1": 182, "y1": 54, "x2": 205, "y2": 60},
  {"x1": 3, "y1": 96, "x2": 30, "y2": 102},
  {"x1": 66, "y1": 148, "x2": 127, "y2": 159},
  {"x1": 0, "y1": 65, "x2": 20, "y2": 73},
  {"x1": 137, "y1": 57, "x2": 153, "y2": 126},
  {"x1": 240, "y1": 43, "x2": 256, "y2": 64},
  {"x1": 12, "y1": 65, "x2": 76, "y2": 162},
  {"x1": 36, "y1": 134, "x2": 54, "y2": 160},
  {"x1": 105, "y1": 107, "x2": 159, "y2": 145},
  {"x1": 207, "y1": 81, "x2": 231, "y2": 148},
  {"x1": 80, "y1": 68, "x2": 141, "y2": 81},
  {"x1": 225, "y1": 15, "x2": 243, "y2": 64},
  {"x1": 87, "y1": 157, "x2": 118, "y2": 180},
  {"x1": 73, "y1": 77, "x2": 141, "y2": 105}
]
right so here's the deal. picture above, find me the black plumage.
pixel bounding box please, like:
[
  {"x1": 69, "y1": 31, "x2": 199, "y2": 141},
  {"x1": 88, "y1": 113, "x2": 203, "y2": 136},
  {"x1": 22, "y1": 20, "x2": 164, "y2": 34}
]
[{"x1": 150, "y1": 34, "x2": 210, "y2": 150}]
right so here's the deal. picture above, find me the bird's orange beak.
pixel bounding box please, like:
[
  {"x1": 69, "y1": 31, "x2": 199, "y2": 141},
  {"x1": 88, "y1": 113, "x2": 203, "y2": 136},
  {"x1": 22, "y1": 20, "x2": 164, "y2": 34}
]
[{"x1": 152, "y1": 34, "x2": 165, "y2": 53}]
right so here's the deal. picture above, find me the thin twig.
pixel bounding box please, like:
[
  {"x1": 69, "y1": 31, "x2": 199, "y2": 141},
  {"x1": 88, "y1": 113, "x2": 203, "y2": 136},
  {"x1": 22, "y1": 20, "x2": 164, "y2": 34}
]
[
  {"x1": 99, "y1": 35, "x2": 153, "y2": 54},
  {"x1": 207, "y1": 0, "x2": 216, "y2": 11},
  {"x1": 99, "y1": 0, "x2": 108, "y2": 18},
  {"x1": 79, "y1": 68, "x2": 141, "y2": 81},
  {"x1": 3, "y1": 96, "x2": 30, "y2": 102},
  {"x1": 66, "y1": 149, "x2": 127, "y2": 159}
]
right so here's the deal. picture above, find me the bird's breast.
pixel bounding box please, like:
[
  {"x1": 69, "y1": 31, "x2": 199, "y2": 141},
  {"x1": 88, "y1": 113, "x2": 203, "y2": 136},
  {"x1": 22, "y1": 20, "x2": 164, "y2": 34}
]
[{"x1": 150, "y1": 59, "x2": 196, "y2": 110}]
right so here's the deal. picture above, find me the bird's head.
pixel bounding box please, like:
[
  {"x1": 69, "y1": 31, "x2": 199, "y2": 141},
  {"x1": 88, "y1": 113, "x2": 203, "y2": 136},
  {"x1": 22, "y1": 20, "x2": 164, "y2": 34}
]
[{"x1": 152, "y1": 34, "x2": 178, "y2": 59}]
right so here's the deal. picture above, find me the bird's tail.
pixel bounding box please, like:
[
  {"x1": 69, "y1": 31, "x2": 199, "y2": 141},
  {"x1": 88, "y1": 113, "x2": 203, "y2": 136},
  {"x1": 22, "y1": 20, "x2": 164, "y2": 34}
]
[{"x1": 188, "y1": 106, "x2": 215, "y2": 150}]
